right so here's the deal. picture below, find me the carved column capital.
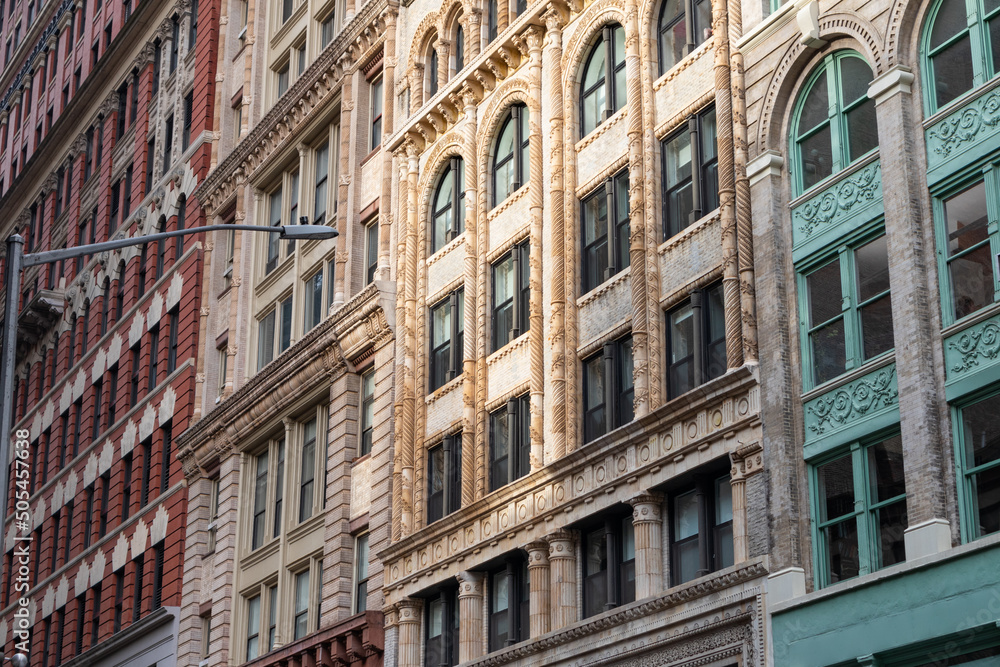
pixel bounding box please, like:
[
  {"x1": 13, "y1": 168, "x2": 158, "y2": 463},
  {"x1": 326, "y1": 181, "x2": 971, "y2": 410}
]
[
  {"x1": 456, "y1": 570, "x2": 484, "y2": 598},
  {"x1": 629, "y1": 492, "x2": 664, "y2": 523},
  {"x1": 546, "y1": 528, "x2": 575, "y2": 559},
  {"x1": 396, "y1": 596, "x2": 423, "y2": 623},
  {"x1": 525, "y1": 540, "x2": 549, "y2": 567},
  {"x1": 729, "y1": 440, "x2": 763, "y2": 482}
]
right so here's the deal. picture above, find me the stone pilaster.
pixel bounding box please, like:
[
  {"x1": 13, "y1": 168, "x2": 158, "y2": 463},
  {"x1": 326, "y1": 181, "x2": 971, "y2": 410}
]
[
  {"x1": 397, "y1": 597, "x2": 423, "y2": 667},
  {"x1": 456, "y1": 571, "x2": 484, "y2": 662},
  {"x1": 629, "y1": 493, "x2": 663, "y2": 599},
  {"x1": 869, "y1": 65, "x2": 956, "y2": 556},
  {"x1": 729, "y1": 441, "x2": 763, "y2": 563},
  {"x1": 547, "y1": 529, "x2": 576, "y2": 631},
  {"x1": 525, "y1": 540, "x2": 550, "y2": 637}
]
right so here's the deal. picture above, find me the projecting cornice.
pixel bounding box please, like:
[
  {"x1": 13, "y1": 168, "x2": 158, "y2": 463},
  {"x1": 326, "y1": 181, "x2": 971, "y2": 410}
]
[
  {"x1": 194, "y1": 0, "x2": 394, "y2": 216},
  {"x1": 175, "y1": 281, "x2": 396, "y2": 476}
]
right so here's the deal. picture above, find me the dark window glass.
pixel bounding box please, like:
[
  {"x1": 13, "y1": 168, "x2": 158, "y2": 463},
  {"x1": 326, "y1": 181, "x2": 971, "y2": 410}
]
[
  {"x1": 488, "y1": 557, "x2": 529, "y2": 651},
  {"x1": 427, "y1": 433, "x2": 461, "y2": 523},
  {"x1": 582, "y1": 170, "x2": 629, "y2": 293},
  {"x1": 583, "y1": 336, "x2": 634, "y2": 442},
  {"x1": 489, "y1": 394, "x2": 530, "y2": 491},
  {"x1": 581, "y1": 24, "x2": 626, "y2": 136},
  {"x1": 433, "y1": 157, "x2": 465, "y2": 252},
  {"x1": 429, "y1": 289, "x2": 464, "y2": 392},
  {"x1": 425, "y1": 588, "x2": 459, "y2": 667},
  {"x1": 667, "y1": 283, "x2": 727, "y2": 399},
  {"x1": 492, "y1": 240, "x2": 529, "y2": 350},
  {"x1": 493, "y1": 104, "x2": 529, "y2": 207},
  {"x1": 583, "y1": 514, "x2": 635, "y2": 617},
  {"x1": 671, "y1": 472, "x2": 733, "y2": 585}
]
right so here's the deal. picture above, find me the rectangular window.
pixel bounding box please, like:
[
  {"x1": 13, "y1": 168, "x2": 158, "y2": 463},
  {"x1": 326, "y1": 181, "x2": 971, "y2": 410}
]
[
  {"x1": 491, "y1": 239, "x2": 529, "y2": 351},
  {"x1": 266, "y1": 583, "x2": 278, "y2": 651},
  {"x1": 75, "y1": 594, "x2": 86, "y2": 652},
  {"x1": 99, "y1": 472, "x2": 110, "y2": 536},
  {"x1": 189, "y1": 0, "x2": 198, "y2": 45},
  {"x1": 206, "y1": 477, "x2": 219, "y2": 552},
  {"x1": 84, "y1": 486, "x2": 94, "y2": 548},
  {"x1": 667, "y1": 283, "x2": 726, "y2": 399},
  {"x1": 109, "y1": 180, "x2": 121, "y2": 233},
  {"x1": 91, "y1": 583, "x2": 102, "y2": 645},
  {"x1": 140, "y1": 438, "x2": 152, "y2": 507},
  {"x1": 123, "y1": 166, "x2": 133, "y2": 217},
  {"x1": 113, "y1": 572, "x2": 124, "y2": 632},
  {"x1": 370, "y1": 75, "x2": 383, "y2": 150},
  {"x1": 92, "y1": 378, "x2": 103, "y2": 441},
  {"x1": 489, "y1": 394, "x2": 530, "y2": 491},
  {"x1": 293, "y1": 569, "x2": 310, "y2": 640},
  {"x1": 354, "y1": 532, "x2": 369, "y2": 612},
  {"x1": 425, "y1": 587, "x2": 459, "y2": 667},
  {"x1": 812, "y1": 434, "x2": 906, "y2": 587},
  {"x1": 359, "y1": 369, "x2": 375, "y2": 456},
  {"x1": 151, "y1": 544, "x2": 164, "y2": 608},
  {"x1": 107, "y1": 364, "x2": 119, "y2": 426},
  {"x1": 287, "y1": 171, "x2": 299, "y2": 254},
  {"x1": 582, "y1": 336, "x2": 634, "y2": 443},
  {"x1": 583, "y1": 515, "x2": 635, "y2": 618},
  {"x1": 148, "y1": 325, "x2": 160, "y2": 391},
  {"x1": 265, "y1": 187, "x2": 282, "y2": 273},
  {"x1": 122, "y1": 452, "x2": 133, "y2": 521},
  {"x1": 145, "y1": 138, "x2": 155, "y2": 191},
  {"x1": 132, "y1": 556, "x2": 144, "y2": 621},
  {"x1": 276, "y1": 62, "x2": 290, "y2": 97},
  {"x1": 169, "y1": 15, "x2": 179, "y2": 73},
  {"x1": 160, "y1": 424, "x2": 172, "y2": 494},
  {"x1": 321, "y1": 11, "x2": 336, "y2": 47},
  {"x1": 152, "y1": 40, "x2": 161, "y2": 90},
  {"x1": 313, "y1": 141, "x2": 329, "y2": 224},
  {"x1": 167, "y1": 308, "x2": 179, "y2": 372},
  {"x1": 800, "y1": 232, "x2": 893, "y2": 389},
  {"x1": 427, "y1": 433, "x2": 461, "y2": 523},
  {"x1": 299, "y1": 418, "x2": 317, "y2": 522},
  {"x1": 581, "y1": 170, "x2": 629, "y2": 293},
  {"x1": 671, "y1": 472, "x2": 733, "y2": 585},
  {"x1": 365, "y1": 217, "x2": 378, "y2": 285},
  {"x1": 663, "y1": 106, "x2": 718, "y2": 239},
  {"x1": 217, "y1": 345, "x2": 228, "y2": 395},
  {"x1": 251, "y1": 450, "x2": 269, "y2": 549},
  {"x1": 954, "y1": 393, "x2": 1000, "y2": 541},
  {"x1": 182, "y1": 90, "x2": 193, "y2": 149},
  {"x1": 257, "y1": 309, "x2": 276, "y2": 370},
  {"x1": 163, "y1": 115, "x2": 174, "y2": 171},
  {"x1": 488, "y1": 556, "x2": 529, "y2": 650},
  {"x1": 938, "y1": 179, "x2": 995, "y2": 324},
  {"x1": 429, "y1": 289, "x2": 464, "y2": 392},
  {"x1": 304, "y1": 268, "x2": 323, "y2": 331},
  {"x1": 274, "y1": 439, "x2": 284, "y2": 539},
  {"x1": 245, "y1": 594, "x2": 261, "y2": 660}
]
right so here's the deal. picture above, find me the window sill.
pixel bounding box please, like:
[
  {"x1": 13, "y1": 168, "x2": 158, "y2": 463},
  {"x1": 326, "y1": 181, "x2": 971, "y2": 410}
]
[
  {"x1": 426, "y1": 231, "x2": 465, "y2": 266},
  {"x1": 577, "y1": 265, "x2": 631, "y2": 308},
  {"x1": 942, "y1": 300, "x2": 1000, "y2": 339},
  {"x1": 426, "y1": 373, "x2": 463, "y2": 403},
  {"x1": 361, "y1": 145, "x2": 380, "y2": 165},
  {"x1": 788, "y1": 149, "x2": 879, "y2": 208},
  {"x1": 657, "y1": 209, "x2": 720, "y2": 258},
  {"x1": 652, "y1": 38, "x2": 712, "y2": 92},
  {"x1": 800, "y1": 351, "x2": 895, "y2": 402},
  {"x1": 576, "y1": 105, "x2": 627, "y2": 153},
  {"x1": 922, "y1": 72, "x2": 1000, "y2": 130},
  {"x1": 488, "y1": 182, "x2": 528, "y2": 221}
]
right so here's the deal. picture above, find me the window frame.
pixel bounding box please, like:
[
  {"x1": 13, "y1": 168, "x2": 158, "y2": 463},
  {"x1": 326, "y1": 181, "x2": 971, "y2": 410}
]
[
  {"x1": 353, "y1": 532, "x2": 369, "y2": 612},
  {"x1": 581, "y1": 169, "x2": 630, "y2": 294},
  {"x1": 487, "y1": 555, "x2": 529, "y2": 651},
  {"x1": 492, "y1": 104, "x2": 529, "y2": 208},
  {"x1": 582, "y1": 512, "x2": 636, "y2": 618},
  {"x1": 432, "y1": 156, "x2": 465, "y2": 253},
  {"x1": 491, "y1": 238, "x2": 529, "y2": 351},
  {"x1": 489, "y1": 393, "x2": 530, "y2": 491},
  {"x1": 790, "y1": 50, "x2": 878, "y2": 196},
  {"x1": 429, "y1": 288, "x2": 464, "y2": 392},
  {"x1": 669, "y1": 471, "x2": 734, "y2": 586},
  {"x1": 582, "y1": 335, "x2": 634, "y2": 443},
  {"x1": 797, "y1": 227, "x2": 894, "y2": 391},
  {"x1": 580, "y1": 24, "x2": 626, "y2": 137},
  {"x1": 256, "y1": 293, "x2": 294, "y2": 370},
  {"x1": 662, "y1": 106, "x2": 718, "y2": 240},
  {"x1": 666, "y1": 282, "x2": 727, "y2": 399},
  {"x1": 365, "y1": 215, "x2": 378, "y2": 284},
  {"x1": 424, "y1": 586, "x2": 459, "y2": 667},
  {"x1": 809, "y1": 431, "x2": 907, "y2": 589},
  {"x1": 922, "y1": 0, "x2": 1000, "y2": 115},
  {"x1": 359, "y1": 367, "x2": 375, "y2": 457},
  {"x1": 427, "y1": 432, "x2": 462, "y2": 524},
  {"x1": 370, "y1": 74, "x2": 383, "y2": 151},
  {"x1": 952, "y1": 390, "x2": 1000, "y2": 543}
]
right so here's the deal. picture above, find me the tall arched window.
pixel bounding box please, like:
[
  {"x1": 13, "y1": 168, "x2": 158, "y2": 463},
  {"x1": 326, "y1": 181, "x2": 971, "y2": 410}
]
[
  {"x1": 493, "y1": 103, "x2": 529, "y2": 207},
  {"x1": 428, "y1": 47, "x2": 439, "y2": 97},
  {"x1": 658, "y1": 0, "x2": 710, "y2": 75},
  {"x1": 923, "y1": 0, "x2": 999, "y2": 114},
  {"x1": 486, "y1": 0, "x2": 498, "y2": 43},
  {"x1": 792, "y1": 51, "x2": 877, "y2": 195},
  {"x1": 454, "y1": 24, "x2": 465, "y2": 72},
  {"x1": 581, "y1": 24, "x2": 626, "y2": 137},
  {"x1": 101, "y1": 277, "x2": 111, "y2": 335},
  {"x1": 115, "y1": 260, "x2": 126, "y2": 321},
  {"x1": 432, "y1": 157, "x2": 465, "y2": 253}
]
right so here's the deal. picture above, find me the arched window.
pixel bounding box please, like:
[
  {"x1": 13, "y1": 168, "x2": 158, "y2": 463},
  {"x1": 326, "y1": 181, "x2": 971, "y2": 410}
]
[
  {"x1": 428, "y1": 47, "x2": 439, "y2": 97},
  {"x1": 432, "y1": 157, "x2": 465, "y2": 253},
  {"x1": 493, "y1": 103, "x2": 529, "y2": 207},
  {"x1": 923, "y1": 0, "x2": 999, "y2": 114},
  {"x1": 658, "y1": 0, "x2": 710, "y2": 75},
  {"x1": 581, "y1": 24, "x2": 626, "y2": 137},
  {"x1": 100, "y1": 277, "x2": 111, "y2": 335},
  {"x1": 115, "y1": 260, "x2": 126, "y2": 321},
  {"x1": 792, "y1": 51, "x2": 877, "y2": 195},
  {"x1": 486, "y1": 0, "x2": 498, "y2": 43},
  {"x1": 454, "y1": 24, "x2": 465, "y2": 72},
  {"x1": 176, "y1": 194, "x2": 186, "y2": 257}
]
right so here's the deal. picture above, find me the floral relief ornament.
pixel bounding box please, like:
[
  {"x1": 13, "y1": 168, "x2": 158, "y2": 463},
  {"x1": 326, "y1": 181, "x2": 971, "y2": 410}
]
[
  {"x1": 794, "y1": 162, "x2": 880, "y2": 237},
  {"x1": 948, "y1": 320, "x2": 1000, "y2": 372},
  {"x1": 928, "y1": 89, "x2": 1000, "y2": 158},
  {"x1": 806, "y1": 365, "x2": 898, "y2": 435}
]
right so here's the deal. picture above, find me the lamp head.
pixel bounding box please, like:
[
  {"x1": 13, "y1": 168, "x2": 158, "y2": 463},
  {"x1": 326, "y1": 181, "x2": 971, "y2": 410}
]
[{"x1": 279, "y1": 224, "x2": 339, "y2": 240}]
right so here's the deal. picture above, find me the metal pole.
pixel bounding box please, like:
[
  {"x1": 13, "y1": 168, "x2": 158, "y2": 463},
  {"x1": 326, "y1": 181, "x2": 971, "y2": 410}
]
[{"x1": 0, "y1": 235, "x2": 24, "y2": 665}]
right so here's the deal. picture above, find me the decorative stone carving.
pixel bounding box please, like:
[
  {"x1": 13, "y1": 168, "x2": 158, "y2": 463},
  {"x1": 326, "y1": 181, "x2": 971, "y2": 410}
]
[
  {"x1": 804, "y1": 364, "x2": 898, "y2": 437},
  {"x1": 792, "y1": 160, "x2": 882, "y2": 239}
]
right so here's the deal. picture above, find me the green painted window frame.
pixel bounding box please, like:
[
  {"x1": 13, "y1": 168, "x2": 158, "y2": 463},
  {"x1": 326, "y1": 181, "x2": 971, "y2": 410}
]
[
  {"x1": 789, "y1": 51, "x2": 877, "y2": 197},
  {"x1": 922, "y1": 0, "x2": 1000, "y2": 116},
  {"x1": 932, "y1": 167, "x2": 1000, "y2": 327},
  {"x1": 950, "y1": 389, "x2": 1000, "y2": 543},
  {"x1": 797, "y1": 225, "x2": 894, "y2": 391},
  {"x1": 809, "y1": 430, "x2": 907, "y2": 590}
]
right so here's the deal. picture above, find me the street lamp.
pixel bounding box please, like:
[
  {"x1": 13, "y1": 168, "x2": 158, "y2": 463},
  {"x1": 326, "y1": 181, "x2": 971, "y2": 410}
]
[{"x1": 0, "y1": 221, "x2": 337, "y2": 661}]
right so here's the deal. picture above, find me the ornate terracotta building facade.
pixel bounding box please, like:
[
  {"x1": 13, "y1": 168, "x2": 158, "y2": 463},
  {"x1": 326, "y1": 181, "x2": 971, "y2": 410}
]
[
  {"x1": 381, "y1": 0, "x2": 767, "y2": 663},
  {"x1": 0, "y1": 0, "x2": 220, "y2": 661},
  {"x1": 173, "y1": 0, "x2": 397, "y2": 663}
]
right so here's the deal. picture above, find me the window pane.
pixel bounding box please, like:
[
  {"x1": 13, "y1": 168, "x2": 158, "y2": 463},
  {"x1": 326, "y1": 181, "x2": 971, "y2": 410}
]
[
  {"x1": 584, "y1": 355, "x2": 605, "y2": 439},
  {"x1": 963, "y1": 396, "x2": 1000, "y2": 470},
  {"x1": 990, "y1": 16, "x2": 1000, "y2": 79},
  {"x1": 823, "y1": 518, "x2": 860, "y2": 583},
  {"x1": 496, "y1": 118, "x2": 514, "y2": 164},
  {"x1": 715, "y1": 476, "x2": 733, "y2": 523},
  {"x1": 494, "y1": 254, "x2": 514, "y2": 349},
  {"x1": 280, "y1": 297, "x2": 292, "y2": 352},
  {"x1": 433, "y1": 302, "x2": 451, "y2": 349},
  {"x1": 930, "y1": 0, "x2": 969, "y2": 49},
  {"x1": 932, "y1": 36, "x2": 975, "y2": 110},
  {"x1": 839, "y1": 57, "x2": 873, "y2": 106},
  {"x1": 674, "y1": 490, "x2": 698, "y2": 540},
  {"x1": 798, "y1": 75, "x2": 829, "y2": 134},
  {"x1": 808, "y1": 259, "x2": 842, "y2": 325},
  {"x1": 817, "y1": 454, "x2": 854, "y2": 522},
  {"x1": 860, "y1": 294, "x2": 894, "y2": 360},
  {"x1": 258, "y1": 311, "x2": 275, "y2": 369},
  {"x1": 945, "y1": 182, "x2": 990, "y2": 254},
  {"x1": 846, "y1": 98, "x2": 878, "y2": 162},
  {"x1": 357, "y1": 534, "x2": 369, "y2": 580},
  {"x1": 583, "y1": 529, "x2": 607, "y2": 616},
  {"x1": 674, "y1": 538, "x2": 699, "y2": 584},
  {"x1": 294, "y1": 570, "x2": 310, "y2": 639},
  {"x1": 583, "y1": 42, "x2": 605, "y2": 90},
  {"x1": 490, "y1": 408, "x2": 509, "y2": 489},
  {"x1": 492, "y1": 570, "x2": 509, "y2": 612},
  {"x1": 246, "y1": 595, "x2": 260, "y2": 659},
  {"x1": 618, "y1": 337, "x2": 634, "y2": 426},
  {"x1": 951, "y1": 244, "x2": 994, "y2": 320},
  {"x1": 855, "y1": 236, "x2": 890, "y2": 301},
  {"x1": 693, "y1": 0, "x2": 711, "y2": 45},
  {"x1": 669, "y1": 303, "x2": 695, "y2": 396},
  {"x1": 428, "y1": 597, "x2": 443, "y2": 637},
  {"x1": 868, "y1": 435, "x2": 906, "y2": 501},
  {"x1": 660, "y1": 11, "x2": 684, "y2": 72},
  {"x1": 706, "y1": 284, "x2": 727, "y2": 380},
  {"x1": 945, "y1": 182, "x2": 993, "y2": 319},
  {"x1": 876, "y1": 499, "x2": 907, "y2": 567},
  {"x1": 972, "y1": 464, "x2": 1000, "y2": 537},
  {"x1": 799, "y1": 124, "x2": 833, "y2": 190}
]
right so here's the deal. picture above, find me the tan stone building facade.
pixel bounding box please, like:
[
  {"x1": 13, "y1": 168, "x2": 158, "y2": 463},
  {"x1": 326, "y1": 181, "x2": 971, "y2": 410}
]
[{"x1": 381, "y1": 0, "x2": 767, "y2": 664}]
